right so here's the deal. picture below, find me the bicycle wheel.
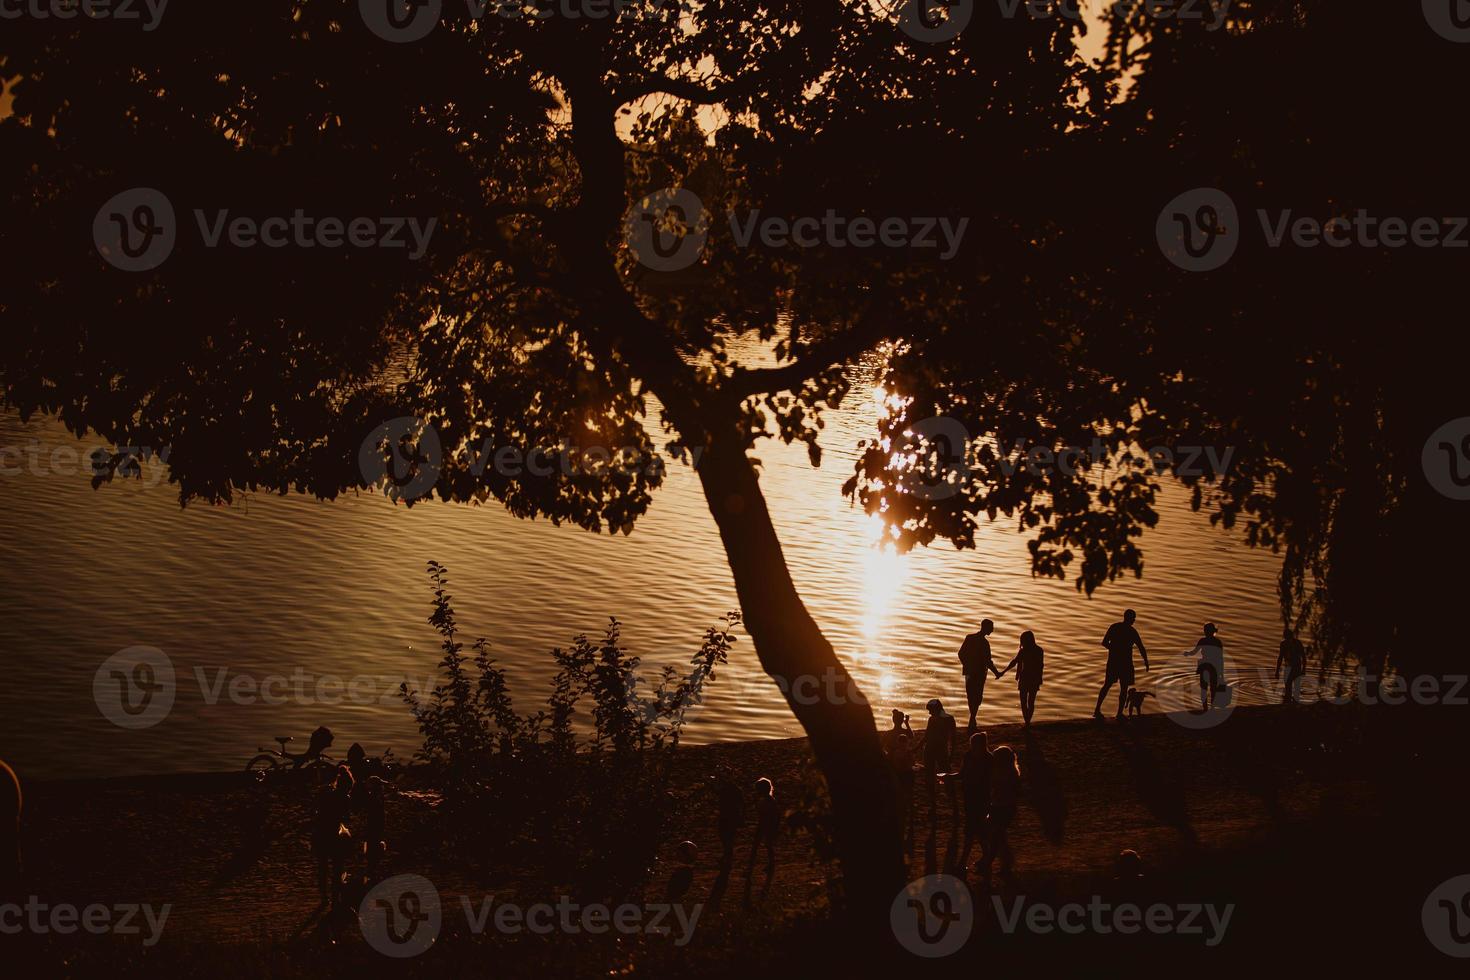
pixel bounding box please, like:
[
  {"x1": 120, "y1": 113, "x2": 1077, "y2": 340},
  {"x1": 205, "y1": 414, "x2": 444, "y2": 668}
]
[{"x1": 245, "y1": 754, "x2": 278, "y2": 792}]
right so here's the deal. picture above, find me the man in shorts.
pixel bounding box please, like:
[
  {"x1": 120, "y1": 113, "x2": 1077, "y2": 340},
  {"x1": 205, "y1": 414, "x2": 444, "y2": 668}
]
[{"x1": 1094, "y1": 609, "x2": 1150, "y2": 721}]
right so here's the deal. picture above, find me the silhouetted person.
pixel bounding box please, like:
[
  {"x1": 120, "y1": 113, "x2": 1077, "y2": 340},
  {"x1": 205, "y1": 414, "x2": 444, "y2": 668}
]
[
  {"x1": 1113, "y1": 848, "x2": 1146, "y2": 902},
  {"x1": 312, "y1": 765, "x2": 354, "y2": 907},
  {"x1": 885, "y1": 709, "x2": 917, "y2": 854},
  {"x1": 745, "y1": 777, "x2": 779, "y2": 898},
  {"x1": 713, "y1": 773, "x2": 745, "y2": 867},
  {"x1": 346, "y1": 742, "x2": 367, "y2": 775},
  {"x1": 922, "y1": 699, "x2": 956, "y2": 773},
  {"x1": 957, "y1": 619, "x2": 1002, "y2": 733},
  {"x1": 355, "y1": 774, "x2": 387, "y2": 880},
  {"x1": 982, "y1": 745, "x2": 1021, "y2": 884},
  {"x1": 302, "y1": 725, "x2": 334, "y2": 768},
  {"x1": 667, "y1": 840, "x2": 697, "y2": 902},
  {"x1": 952, "y1": 732, "x2": 992, "y2": 871},
  {"x1": 1002, "y1": 630, "x2": 1045, "y2": 726},
  {"x1": 922, "y1": 699, "x2": 957, "y2": 820},
  {"x1": 1095, "y1": 609, "x2": 1150, "y2": 720},
  {"x1": 1114, "y1": 848, "x2": 1144, "y2": 880},
  {"x1": 1189, "y1": 622, "x2": 1226, "y2": 711},
  {"x1": 0, "y1": 760, "x2": 19, "y2": 898},
  {"x1": 1277, "y1": 630, "x2": 1307, "y2": 703}
]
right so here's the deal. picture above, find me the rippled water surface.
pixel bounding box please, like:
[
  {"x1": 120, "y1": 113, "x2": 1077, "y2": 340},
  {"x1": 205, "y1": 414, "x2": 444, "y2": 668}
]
[{"x1": 0, "y1": 348, "x2": 1286, "y2": 779}]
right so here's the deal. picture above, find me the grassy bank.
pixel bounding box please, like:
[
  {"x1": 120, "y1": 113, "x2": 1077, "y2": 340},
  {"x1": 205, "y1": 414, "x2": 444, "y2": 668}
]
[{"x1": 6, "y1": 702, "x2": 1468, "y2": 975}]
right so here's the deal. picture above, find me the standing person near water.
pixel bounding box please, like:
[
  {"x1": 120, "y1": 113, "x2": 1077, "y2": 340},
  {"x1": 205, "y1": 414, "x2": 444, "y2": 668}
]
[
  {"x1": 312, "y1": 766, "x2": 354, "y2": 908},
  {"x1": 885, "y1": 710, "x2": 917, "y2": 854},
  {"x1": 1001, "y1": 631, "x2": 1045, "y2": 726},
  {"x1": 957, "y1": 619, "x2": 1003, "y2": 734},
  {"x1": 1189, "y1": 623, "x2": 1227, "y2": 711},
  {"x1": 1095, "y1": 609, "x2": 1150, "y2": 721},
  {"x1": 745, "y1": 777, "x2": 780, "y2": 901},
  {"x1": 355, "y1": 775, "x2": 388, "y2": 880},
  {"x1": 922, "y1": 699, "x2": 958, "y2": 824},
  {"x1": 1276, "y1": 630, "x2": 1308, "y2": 703}
]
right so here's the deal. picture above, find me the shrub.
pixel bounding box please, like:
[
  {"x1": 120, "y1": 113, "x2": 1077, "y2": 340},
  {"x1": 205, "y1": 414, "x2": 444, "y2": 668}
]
[{"x1": 401, "y1": 561, "x2": 738, "y2": 898}]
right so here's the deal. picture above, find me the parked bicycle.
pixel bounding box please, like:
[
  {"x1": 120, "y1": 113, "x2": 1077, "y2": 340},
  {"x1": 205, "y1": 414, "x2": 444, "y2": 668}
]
[{"x1": 245, "y1": 726, "x2": 337, "y2": 792}]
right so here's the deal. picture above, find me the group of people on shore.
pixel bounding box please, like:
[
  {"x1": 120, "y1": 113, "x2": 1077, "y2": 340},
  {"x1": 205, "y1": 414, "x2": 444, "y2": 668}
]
[
  {"x1": 883, "y1": 706, "x2": 1021, "y2": 883},
  {"x1": 309, "y1": 743, "x2": 390, "y2": 911},
  {"x1": 950, "y1": 609, "x2": 1311, "y2": 729},
  {"x1": 873, "y1": 609, "x2": 1313, "y2": 880}
]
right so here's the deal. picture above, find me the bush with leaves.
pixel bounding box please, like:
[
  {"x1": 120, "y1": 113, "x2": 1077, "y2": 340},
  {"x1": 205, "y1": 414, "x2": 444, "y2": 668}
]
[{"x1": 401, "y1": 561, "x2": 737, "y2": 898}]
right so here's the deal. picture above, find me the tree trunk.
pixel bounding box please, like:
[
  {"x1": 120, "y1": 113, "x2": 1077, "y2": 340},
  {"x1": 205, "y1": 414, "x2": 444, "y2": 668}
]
[{"x1": 691, "y1": 416, "x2": 906, "y2": 922}]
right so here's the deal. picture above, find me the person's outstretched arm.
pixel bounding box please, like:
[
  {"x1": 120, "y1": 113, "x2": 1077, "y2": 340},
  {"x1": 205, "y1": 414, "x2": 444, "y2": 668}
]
[
  {"x1": 990, "y1": 654, "x2": 1003, "y2": 679},
  {"x1": 1001, "y1": 652, "x2": 1021, "y2": 676},
  {"x1": 1137, "y1": 633, "x2": 1150, "y2": 672}
]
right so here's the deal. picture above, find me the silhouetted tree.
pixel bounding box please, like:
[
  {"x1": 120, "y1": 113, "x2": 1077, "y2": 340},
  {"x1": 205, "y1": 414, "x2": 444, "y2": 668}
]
[{"x1": 3, "y1": 0, "x2": 1463, "y2": 918}]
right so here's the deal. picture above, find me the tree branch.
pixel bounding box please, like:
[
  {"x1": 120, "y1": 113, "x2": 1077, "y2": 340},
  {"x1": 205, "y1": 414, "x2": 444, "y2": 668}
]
[{"x1": 726, "y1": 315, "x2": 894, "y2": 398}]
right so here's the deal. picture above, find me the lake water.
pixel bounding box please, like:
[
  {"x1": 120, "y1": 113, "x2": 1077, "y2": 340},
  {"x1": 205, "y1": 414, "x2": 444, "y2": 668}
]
[{"x1": 0, "y1": 348, "x2": 1285, "y2": 779}]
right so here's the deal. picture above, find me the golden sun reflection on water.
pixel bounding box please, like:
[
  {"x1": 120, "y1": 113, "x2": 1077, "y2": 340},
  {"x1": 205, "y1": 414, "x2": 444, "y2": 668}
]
[
  {"x1": 857, "y1": 379, "x2": 907, "y2": 697},
  {"x1": 1, "y1": 338, "x2": 1287, "y2": 778}
]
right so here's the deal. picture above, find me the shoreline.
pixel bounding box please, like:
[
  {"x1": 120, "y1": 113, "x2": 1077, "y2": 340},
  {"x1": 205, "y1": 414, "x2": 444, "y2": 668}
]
[{"x1": 9, "y1": 702, "x2": 1469, "y2": 971}]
